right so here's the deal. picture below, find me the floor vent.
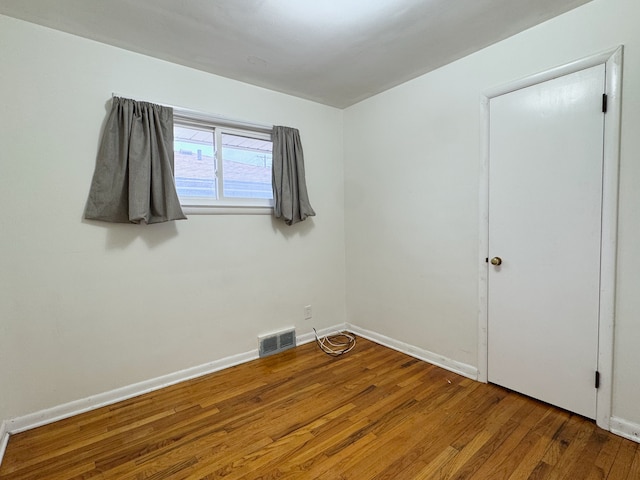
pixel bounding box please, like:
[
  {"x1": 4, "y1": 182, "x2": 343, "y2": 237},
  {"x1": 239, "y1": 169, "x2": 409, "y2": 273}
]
[{"x1": 259, "y1": 328, "x2": 296, "y2": 358}]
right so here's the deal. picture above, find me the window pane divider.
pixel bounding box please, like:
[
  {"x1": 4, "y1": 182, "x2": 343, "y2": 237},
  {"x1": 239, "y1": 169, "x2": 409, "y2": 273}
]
[{"x1": 215, "y1": 128, "x2": 224, "y2": 199}]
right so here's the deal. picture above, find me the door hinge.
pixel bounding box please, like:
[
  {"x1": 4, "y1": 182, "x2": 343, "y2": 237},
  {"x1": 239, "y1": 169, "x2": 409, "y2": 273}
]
[
  {"x1": 595, "y1": 370, "x2": 600, "y2": 389},
  {"x1": 602, "y1": 94, "x2": 608, "y2": 113}
]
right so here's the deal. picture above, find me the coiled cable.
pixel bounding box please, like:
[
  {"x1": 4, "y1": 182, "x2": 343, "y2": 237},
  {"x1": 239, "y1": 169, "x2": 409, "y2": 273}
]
[{"x1": 313, "y1": 328, "x2": 356, "y2": 356}]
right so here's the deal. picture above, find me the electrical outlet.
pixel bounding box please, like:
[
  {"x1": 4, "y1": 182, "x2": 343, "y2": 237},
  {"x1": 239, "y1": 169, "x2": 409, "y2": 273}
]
[{"x1": 304, "y1": 305, "x2": 312, "y2": 320}]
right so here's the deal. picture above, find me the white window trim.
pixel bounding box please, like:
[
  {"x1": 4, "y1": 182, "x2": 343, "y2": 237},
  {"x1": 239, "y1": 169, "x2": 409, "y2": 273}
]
[
  {"x1": 173, "y1": 108, "x2": 274, "y2": 215},
  {"x1": 181, "y1": 205, "x2": 273, "y2": 215}
]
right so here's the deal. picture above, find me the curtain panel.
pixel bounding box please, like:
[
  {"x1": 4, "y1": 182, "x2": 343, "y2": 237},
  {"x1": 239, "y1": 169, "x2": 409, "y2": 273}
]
[
  {"x1": 271, "y1": 126, "x2": 316, "y2": 225},
  {"x1": 85, "y1": 97, "x2": 186, "y2": 224}
]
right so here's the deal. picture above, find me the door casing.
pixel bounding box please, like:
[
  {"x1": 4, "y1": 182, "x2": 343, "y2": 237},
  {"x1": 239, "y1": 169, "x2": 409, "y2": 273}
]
[{"x1": 478, "y1": 46, "x2": 623, "y2": 430}]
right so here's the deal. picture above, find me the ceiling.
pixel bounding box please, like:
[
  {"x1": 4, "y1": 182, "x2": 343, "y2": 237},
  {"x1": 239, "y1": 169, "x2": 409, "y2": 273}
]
[{"x1": 0, "y1": 0, "x2": 592, "y2": 108}]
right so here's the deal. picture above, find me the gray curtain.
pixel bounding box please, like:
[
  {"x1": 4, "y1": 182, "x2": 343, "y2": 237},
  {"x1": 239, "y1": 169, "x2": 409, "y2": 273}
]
[
  {"x1": 85, "y1": 97, "x2": 186, "y2": 224},
  {"x1": 271, "y1": 126, "x2": 316, "y2": 225}
]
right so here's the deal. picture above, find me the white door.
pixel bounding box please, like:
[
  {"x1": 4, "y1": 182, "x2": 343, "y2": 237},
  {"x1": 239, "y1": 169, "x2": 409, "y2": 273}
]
[{"x1": 487, "y1": 64, "x2": 606, "y2": 419}]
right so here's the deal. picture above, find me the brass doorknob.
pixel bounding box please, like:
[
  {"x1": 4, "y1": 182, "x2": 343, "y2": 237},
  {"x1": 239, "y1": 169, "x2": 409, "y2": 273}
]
[{"x1": 490, "y1": 257, "x2": 502, "y2": 266}]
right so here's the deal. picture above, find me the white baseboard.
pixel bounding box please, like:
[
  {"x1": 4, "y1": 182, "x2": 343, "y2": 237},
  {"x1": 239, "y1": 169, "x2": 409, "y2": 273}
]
[
  {"x1": 4, "y1": 323, "x2": 347, "y2": 437},
  {"x1": 0, "y1": 322, "x2": 470, "y2": 468},
  {"x1": 2, "y1": 321, "x2": 635, "y2": 469},
  {"x1": 6, "y1": 349, "x2": 259, "y2": 435},
  {"x1": 346, "y1": 323, "x2": 479, "y2": 380},
  {"x1": 610, "y1": 416, "x2": 640, "y2": 444},
  {"x1": 0, "y1": 421, "x2": 8, "y2": 468},
  {"x1": 297, "y1": 323, "x2": 348, "y2": 345}
]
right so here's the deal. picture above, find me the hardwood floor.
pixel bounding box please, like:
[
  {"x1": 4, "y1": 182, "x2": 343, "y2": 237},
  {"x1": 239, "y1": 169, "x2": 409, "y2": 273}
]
[{"x1": 1, "y1": 338, "x2": 638, "y2": 479}]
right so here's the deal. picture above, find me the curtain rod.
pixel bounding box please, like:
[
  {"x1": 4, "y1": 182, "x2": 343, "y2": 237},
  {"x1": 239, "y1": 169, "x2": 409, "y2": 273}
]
[{"x1": 111, "y1": 92, "x2": 273, "y2": 132}]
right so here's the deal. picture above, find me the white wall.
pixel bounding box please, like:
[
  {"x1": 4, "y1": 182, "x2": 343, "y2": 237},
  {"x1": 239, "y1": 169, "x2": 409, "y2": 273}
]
[
  {"x1": 0, "y1": 15, "x2": 346, "y2": 422},
  {"x1": 344, "y1": 0, "x2": 640, "y2": 426}
]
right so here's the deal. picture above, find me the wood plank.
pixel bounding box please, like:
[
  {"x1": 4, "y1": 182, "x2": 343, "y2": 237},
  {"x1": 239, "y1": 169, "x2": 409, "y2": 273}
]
[
  {"x1": 607, "y1": 439, "x2": 638, "y2": 479},
  {"x1": 0, "y1": 338, "x2": 638, "y2": 480}
]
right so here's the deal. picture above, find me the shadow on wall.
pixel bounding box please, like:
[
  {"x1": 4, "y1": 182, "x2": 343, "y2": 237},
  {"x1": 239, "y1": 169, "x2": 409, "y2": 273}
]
[
  {"x1": 82, "y1": 218, "x2": 180, "y2": 249},
  {"x1": 81, "y1": 211, "x2": 314, "y2": 250},
  {"x1": 270, "y1": 214, "x2": 315, "y2": 239}
]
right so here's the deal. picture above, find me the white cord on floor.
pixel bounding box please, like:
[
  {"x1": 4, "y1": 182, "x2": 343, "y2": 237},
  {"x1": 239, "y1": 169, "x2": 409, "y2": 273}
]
[{"x1": 313, "y1": 328, "x2": 356, "y2": 356}]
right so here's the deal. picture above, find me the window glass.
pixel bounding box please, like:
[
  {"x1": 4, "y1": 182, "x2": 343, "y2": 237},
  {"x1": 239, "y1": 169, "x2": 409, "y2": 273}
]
[
  {"x1": 174, "y1": 125, "x2": 216, "y2": 199},
  {"x1": 222, "y1": 133, "x2": 273, "y2": 199}
]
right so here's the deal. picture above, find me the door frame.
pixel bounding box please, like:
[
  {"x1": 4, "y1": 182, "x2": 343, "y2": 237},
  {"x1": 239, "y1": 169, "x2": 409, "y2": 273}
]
[{"x1": 478, "y1": 46, "x2": 623, "y2": 430}]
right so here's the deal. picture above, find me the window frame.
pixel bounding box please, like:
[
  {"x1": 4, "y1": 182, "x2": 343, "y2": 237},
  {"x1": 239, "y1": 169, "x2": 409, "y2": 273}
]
[{"x1": 173, "y1": 111, "x2": 274, "y2": 215}]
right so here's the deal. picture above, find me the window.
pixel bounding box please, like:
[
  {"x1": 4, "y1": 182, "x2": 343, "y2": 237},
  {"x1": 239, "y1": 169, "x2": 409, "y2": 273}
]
[{"x1": 173, "y1": 115, "x2": 273, "y2": 213}]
